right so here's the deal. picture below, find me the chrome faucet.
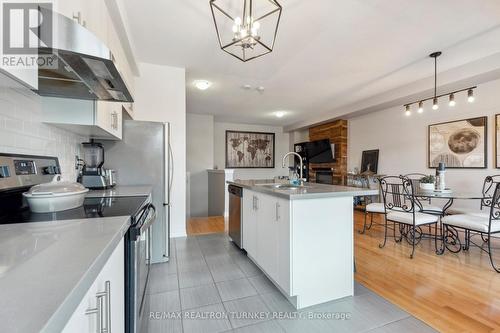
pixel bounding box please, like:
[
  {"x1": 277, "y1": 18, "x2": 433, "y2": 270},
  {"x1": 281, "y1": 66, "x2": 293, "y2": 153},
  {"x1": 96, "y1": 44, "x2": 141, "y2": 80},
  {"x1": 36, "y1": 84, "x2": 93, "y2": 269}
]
[{"x1": 282, "y1": 152, "x2": 305, "y2": 184}]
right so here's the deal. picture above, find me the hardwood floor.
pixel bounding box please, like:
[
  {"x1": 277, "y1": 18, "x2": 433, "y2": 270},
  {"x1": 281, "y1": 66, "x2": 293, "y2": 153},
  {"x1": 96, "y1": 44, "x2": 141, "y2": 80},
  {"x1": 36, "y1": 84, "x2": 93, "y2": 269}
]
[
  {"x1": 185, "y1": 212, "x2": 500, "y2": 332},
  {"x1": 354, "y1": 211, "x2": 500, "y2": 333},
  {"x1": 187, "y1": 216, "x2": 225, "y2": 235}
]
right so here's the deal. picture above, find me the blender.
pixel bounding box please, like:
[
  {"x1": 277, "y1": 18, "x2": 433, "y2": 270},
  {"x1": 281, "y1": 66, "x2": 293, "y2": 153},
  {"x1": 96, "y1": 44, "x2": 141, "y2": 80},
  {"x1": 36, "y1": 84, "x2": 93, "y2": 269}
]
[{"x1": 77, "y1": 140, "x2": 116, "y2": 189}]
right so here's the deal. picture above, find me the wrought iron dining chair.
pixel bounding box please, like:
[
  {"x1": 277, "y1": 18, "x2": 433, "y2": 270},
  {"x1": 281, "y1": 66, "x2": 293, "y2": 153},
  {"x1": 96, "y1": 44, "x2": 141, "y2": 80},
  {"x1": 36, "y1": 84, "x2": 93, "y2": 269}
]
[
  {"x1": 359, "y1": 177, "x2": 385, "y2": 234},
  {"x1": 447, "y1": 175, "x2": 500, "y2": 217},
  {"x1": 379, "y1": 176, "x2": 440, "y2": 259},
  {"x1": 403, "y1": 173, "x2": 444, "y2": 216},
  {"x1": 443, "y1": 175, "x2": 500, "y2": 251},
  {"x1": 442, "y1": 182, "x2": 500, "y2": 272}
]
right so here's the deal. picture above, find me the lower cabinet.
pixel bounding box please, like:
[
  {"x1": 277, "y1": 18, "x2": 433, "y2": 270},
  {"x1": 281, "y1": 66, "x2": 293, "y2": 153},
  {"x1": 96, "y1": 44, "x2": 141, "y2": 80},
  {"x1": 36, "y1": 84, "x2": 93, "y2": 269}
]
[
  {"x1": 242, "y1": 189, "x2": 257, "y2": 258},
  {"x1": 242, "y1": 190, "x2": 290, "y2": 294},
  {"x1": 62, "y1": 238, "x2": 124, "y2": 333}
]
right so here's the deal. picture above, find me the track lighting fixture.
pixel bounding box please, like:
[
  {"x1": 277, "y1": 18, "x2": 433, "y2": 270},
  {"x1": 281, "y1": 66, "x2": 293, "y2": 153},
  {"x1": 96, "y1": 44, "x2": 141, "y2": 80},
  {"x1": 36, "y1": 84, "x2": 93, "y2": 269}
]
[
  {"x1": 403, "y1": 51, "x2": 477, "y2": 115},
  {"x1": 418, "y1": 101, "x2": 424, "y2": 113},
  {"x1": 432, "y1": 97, "x2": 439, "y2": 110},
  {"x1": 405, "y1": 105, "x2": 411, "y2": 116},
  {"x1": 468, "y1": 89, "x2": 475, "y2": 103},
  {"x1": 449, "y1": 93, "x2": 456, "y2": 107}
]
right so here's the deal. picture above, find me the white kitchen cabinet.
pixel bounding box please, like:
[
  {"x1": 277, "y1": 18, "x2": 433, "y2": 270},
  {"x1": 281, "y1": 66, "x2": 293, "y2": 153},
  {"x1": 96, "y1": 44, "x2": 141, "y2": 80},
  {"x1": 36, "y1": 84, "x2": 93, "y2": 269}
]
[
  {"x1": 241, "y1": 188, "x2": 355, "y2": 309},
  {"x1": 62, "y1": 238, "x2": 125, "y2": 333},
  {"x1": 242, "y1": 189, "x2": 257, "y2": 258},
  {"x1": 242, "y1": 190, "x2": 291, "y2": 293},
  {"x1": 55, "y1": 0, "x2": 86, "y2": 27},
  {"x1": 55, "y1": 0, "x2": 107, "y2": 43},
  {"x1": 106, "y1": 13, "x2": 135, "y2": 100},
  {"x1": 42, "y1": 97, "x2": 123, "y2": 140},
  {"x1": 97, "y1": 101, "x2": 123, "y2": 139},
  {"x1": 256, "y1": 192, "x2": 279, "y2": 282},
  {"x1": 276, "y1": 197, "x2": 291, "y2": 294}
]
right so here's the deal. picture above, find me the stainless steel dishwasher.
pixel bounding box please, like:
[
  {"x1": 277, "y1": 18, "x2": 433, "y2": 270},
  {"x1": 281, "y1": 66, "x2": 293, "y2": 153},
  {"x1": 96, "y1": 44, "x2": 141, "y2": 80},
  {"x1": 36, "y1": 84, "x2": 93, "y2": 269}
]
[{"x1": 228, "y1": 185, "x2": 243, "y2": 248}]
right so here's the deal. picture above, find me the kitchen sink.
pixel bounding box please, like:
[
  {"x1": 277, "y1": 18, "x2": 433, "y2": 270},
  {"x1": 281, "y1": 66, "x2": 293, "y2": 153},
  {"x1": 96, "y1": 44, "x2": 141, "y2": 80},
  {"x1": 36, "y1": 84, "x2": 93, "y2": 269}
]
[{"x1": 259, "y1": 183, "x2": 310, "y2": 190}]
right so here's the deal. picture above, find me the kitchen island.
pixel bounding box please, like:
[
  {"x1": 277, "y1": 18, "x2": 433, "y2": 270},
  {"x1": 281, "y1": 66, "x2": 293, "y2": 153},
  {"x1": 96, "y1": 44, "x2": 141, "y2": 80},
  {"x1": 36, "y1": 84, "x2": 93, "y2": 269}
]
[{"x1": 228, "y1": 179, "x2": 378, "y2": 309}]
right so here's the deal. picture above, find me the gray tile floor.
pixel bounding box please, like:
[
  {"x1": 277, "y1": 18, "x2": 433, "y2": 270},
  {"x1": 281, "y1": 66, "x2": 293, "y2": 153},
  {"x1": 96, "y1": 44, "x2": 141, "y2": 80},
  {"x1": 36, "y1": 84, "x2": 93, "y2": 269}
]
[{"x1": 147, "y1": 233, "x2": 436, "y2": 333}]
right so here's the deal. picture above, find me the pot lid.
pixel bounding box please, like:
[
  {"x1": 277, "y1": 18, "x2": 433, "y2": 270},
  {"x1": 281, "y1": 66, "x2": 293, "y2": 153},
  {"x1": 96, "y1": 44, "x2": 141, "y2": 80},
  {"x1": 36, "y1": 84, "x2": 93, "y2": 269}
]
[{"x1": 24, "y1": 175, "x2": 88, "y2": 197}]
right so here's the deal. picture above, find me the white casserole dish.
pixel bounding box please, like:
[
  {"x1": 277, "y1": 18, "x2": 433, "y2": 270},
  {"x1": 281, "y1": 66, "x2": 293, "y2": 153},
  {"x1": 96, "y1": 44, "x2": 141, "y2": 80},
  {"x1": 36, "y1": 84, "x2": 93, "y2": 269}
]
[{"x1": 23, "y1": 175, "x2": 89, "y2": 213}]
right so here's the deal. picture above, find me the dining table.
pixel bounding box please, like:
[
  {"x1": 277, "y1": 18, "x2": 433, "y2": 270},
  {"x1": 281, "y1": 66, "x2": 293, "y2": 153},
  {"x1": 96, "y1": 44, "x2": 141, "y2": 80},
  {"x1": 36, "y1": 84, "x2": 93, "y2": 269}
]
[{"x1": 413, "y1": 189, "x2": 486, "y2": 254}]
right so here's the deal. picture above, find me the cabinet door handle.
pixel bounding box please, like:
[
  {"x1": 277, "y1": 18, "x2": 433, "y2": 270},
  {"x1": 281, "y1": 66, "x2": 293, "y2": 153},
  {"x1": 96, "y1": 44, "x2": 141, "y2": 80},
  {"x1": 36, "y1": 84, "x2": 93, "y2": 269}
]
[
  {"x1": 72, "y1": 12, "x2": 82, "y2": 25},
  {"x1": 110, "y1": 112, "x2": 118, "y2": 131},
  {"x1": 255, "y1": 196, "x2": 258, "y2": 210},
  {"x1": 85, "y1": 296, "x2": 102, "y2": 333},
  {"x1": 95, "y1": 281, "x2": 111, "y2": 333},
  {"x1": 275, "y1": 202, "x2": 280, "y2": 221}
]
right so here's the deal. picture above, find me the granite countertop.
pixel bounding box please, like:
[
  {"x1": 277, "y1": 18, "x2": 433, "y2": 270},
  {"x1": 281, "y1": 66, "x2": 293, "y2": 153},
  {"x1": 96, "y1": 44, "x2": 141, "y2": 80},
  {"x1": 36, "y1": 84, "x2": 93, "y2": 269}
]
[
  {"x1": 228, "y1": 179, "x2": 379, "y2": 199},
  {"x1": 86, "y1": 185, "x2": 153, "y2": 198},
  {"x1": 0, "y1": 216, "x2": 131, "y2": 333}
]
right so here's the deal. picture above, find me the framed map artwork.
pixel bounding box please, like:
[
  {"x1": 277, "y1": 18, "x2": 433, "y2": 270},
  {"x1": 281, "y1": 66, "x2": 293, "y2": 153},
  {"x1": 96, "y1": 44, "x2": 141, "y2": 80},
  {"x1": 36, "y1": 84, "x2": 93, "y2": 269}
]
[{"x1": 225, "y1": 130, "x2": 275, "y2": 168}]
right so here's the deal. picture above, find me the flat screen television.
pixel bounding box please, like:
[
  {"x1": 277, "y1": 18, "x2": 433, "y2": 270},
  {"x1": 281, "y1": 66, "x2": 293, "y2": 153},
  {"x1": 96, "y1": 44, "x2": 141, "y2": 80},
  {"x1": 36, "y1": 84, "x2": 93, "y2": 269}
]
[{"x1": 306, "y1": 139, "x2": 335, "y2": 163}]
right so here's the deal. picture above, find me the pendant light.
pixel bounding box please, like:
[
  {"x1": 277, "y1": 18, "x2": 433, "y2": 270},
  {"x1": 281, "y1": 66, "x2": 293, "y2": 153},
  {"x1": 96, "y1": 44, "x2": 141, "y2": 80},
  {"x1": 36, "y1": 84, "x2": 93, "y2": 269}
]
[
  {"x1": 403, "y1": 51, "x2": 477, "y2": 115},
  {"x1": 209, "y1": 0, "x2": 282, "y2": 62}
]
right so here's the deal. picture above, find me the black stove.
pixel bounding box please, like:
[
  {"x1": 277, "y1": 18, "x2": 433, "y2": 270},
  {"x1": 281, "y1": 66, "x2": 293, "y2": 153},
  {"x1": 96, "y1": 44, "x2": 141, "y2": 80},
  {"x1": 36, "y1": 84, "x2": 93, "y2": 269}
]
[
  {"x1": 0, "y1": 195, "x2": 149, "y2": 225},
  {"x1": 0, "y1": 153, "x2": 149, "y2": 225}
]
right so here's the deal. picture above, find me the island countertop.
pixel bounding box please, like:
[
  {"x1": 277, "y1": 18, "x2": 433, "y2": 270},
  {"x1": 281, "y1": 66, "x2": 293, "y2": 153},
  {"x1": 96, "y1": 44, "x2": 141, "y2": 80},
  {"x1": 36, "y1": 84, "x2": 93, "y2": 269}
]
[
  {"x1": 227, "y1": 179, "x2": 379, "y2": 199},
  {"x1": 0, "y1": 216, "x2": 130, "y2": 333}
]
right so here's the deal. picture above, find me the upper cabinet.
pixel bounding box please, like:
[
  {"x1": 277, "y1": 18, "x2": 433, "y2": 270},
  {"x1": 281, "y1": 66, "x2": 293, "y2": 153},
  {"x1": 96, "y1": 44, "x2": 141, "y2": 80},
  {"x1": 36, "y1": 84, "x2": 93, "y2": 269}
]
[
  {"x1": 53, "y1": 0, "x2": 136, "y2": 103},
  {"x1": 42, "y1": 97, "x2": 123, "y2": 140},
  {"x1": 55, "y1": 1, "x2": 107, "y2": 43},
  {"x1": 38, "y1": 0, "x2": 136, "y2": 137}
]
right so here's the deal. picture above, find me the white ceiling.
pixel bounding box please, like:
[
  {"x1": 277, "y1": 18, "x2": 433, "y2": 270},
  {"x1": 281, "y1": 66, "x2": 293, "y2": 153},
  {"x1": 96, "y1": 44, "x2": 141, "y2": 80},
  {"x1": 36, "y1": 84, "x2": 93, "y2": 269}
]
[{"x1": 122, "y1": 0, "x2": 500, "y2": 129}]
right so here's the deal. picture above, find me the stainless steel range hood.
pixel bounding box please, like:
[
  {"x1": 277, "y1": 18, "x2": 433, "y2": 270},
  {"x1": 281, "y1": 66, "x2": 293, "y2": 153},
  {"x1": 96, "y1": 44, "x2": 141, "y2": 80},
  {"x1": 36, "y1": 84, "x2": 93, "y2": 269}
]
[{"x1": 36, "y1": 7, "x2": 133, "y2": 102}]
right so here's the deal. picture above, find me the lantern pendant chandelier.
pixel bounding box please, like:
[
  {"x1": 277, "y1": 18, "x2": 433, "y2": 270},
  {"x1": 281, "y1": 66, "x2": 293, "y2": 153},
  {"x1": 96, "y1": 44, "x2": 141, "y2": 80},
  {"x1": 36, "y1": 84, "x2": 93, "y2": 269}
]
[
  {"x1": 209, "y1": 0, "x2": 282, "y2": 62},
  {"x1": 403, "y1": 51, "x2": 477, "y2": 116}
]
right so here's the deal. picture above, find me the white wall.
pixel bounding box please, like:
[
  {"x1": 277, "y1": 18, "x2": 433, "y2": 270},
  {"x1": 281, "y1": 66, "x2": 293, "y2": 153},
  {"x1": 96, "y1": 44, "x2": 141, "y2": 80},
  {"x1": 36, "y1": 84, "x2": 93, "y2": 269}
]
[
  {"x1": 134, "y1": 62, "x2": 187, "y2": 237},
  {"x1": 0, "y1": 73, "x2": 86, "y2": 181},
  {"x1": 185, "y1": 118, "x2": 290, "y2": 218},
  {"x1": 289, "y1": 129, "x2": 309, "y2": 151},
  {"x1": 214, "y1": 121, "x2": 290, "y2": 180},
  {"x1": 186, "y1": 114, "x2": 214, "y2": 217},
  {"x1": 349, "y1": 78, "x2": 500, "y2": 209}
]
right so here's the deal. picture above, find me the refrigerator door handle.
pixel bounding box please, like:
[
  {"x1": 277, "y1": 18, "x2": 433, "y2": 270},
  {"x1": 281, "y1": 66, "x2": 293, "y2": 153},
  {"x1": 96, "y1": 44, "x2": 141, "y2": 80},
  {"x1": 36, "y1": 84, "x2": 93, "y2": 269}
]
[{"x1": 168, "y1": 142, "x2": 174, "y2": 202}]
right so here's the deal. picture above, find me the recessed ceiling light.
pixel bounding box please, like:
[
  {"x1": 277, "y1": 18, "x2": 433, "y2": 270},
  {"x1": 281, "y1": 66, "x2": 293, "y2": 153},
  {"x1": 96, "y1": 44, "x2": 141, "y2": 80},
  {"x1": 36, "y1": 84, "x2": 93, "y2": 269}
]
[
  {"x1": 193, "y1": 80, "x2": 212, "y2": 90},
  {"x1": 256, "y1": 86, "x2": 265, "y2": 92},
  {"x1": 242, "y1": 84, "x2": 252, "y2": 90},
  {"x1": 275, "y1": 111, "x2": 286, "y2": 118}
]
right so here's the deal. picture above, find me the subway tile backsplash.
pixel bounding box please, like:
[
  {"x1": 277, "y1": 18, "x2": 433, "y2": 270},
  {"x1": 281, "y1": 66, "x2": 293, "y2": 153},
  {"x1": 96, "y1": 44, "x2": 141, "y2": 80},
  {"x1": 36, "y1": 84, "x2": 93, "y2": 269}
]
[{"x1": 0, "y1": 75, "x2": 87, "y2": 181}]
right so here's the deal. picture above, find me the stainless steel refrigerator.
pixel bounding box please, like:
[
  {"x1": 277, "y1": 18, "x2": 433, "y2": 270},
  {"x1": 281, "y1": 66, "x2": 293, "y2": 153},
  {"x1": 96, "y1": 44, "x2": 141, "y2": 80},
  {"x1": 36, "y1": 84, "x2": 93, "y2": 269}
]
[{"x1": 102, "y1": 120, "x2": 172, "y2": 263}]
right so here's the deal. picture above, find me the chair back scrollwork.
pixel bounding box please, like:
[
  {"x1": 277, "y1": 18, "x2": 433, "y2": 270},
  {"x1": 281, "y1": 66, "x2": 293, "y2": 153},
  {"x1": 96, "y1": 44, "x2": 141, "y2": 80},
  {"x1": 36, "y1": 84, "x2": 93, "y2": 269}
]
[
  {"x1": 379, "y1": 176, "x2": 416, "y2": 214},
  {"x1": 402, "y1": 173, "x2": 429, "y2": 209},
  {"x1": 489, "y1": 182, "x2": 500, "y2": 222},
  {"x1": 481, "y1": 175, "x2": 500, "y2": 210}
]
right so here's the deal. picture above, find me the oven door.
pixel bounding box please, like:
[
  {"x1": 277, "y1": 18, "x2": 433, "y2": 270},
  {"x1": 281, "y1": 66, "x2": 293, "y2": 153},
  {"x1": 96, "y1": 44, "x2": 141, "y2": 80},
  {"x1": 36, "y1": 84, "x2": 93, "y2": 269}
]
[{"x1": 127, "y1": 203, "x2": 156, "y2": 333}]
